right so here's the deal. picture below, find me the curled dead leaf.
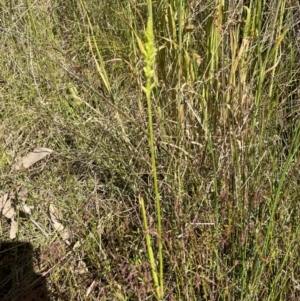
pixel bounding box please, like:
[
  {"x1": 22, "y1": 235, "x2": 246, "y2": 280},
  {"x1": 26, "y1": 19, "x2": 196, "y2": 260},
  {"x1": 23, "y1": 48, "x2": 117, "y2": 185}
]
[{"x1": 0, "y1": 193, "x2": 15, "y2": 219}]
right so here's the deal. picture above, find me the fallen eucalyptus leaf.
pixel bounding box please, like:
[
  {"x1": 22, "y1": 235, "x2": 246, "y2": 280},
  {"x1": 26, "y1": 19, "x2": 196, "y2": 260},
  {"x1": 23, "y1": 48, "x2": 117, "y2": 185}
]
[
  {"x1": 13, "y1": 147, "x2": 54, "y2": 171},
  {"x1": 0, "y1": 188, "x2": 33, "y2": 239},
  {"x1": 9, "y1": 218, "x2": 18, "y2": 239},
  {"x1": 20, "y1": 201, "x2": 34, "y2": 214},
  {"x1": 0, "y1": 193, "x2": 15, "y2": 219},
  {"x1": 16, "y1": 186, "x2": 34, "y2": 214},
  {"x1": 49, "y1": 204, "x2": 70, "y2": 241}
]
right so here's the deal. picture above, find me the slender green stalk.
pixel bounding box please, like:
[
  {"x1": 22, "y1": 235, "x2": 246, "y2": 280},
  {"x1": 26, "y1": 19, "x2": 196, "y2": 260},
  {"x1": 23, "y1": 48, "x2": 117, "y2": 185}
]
[
  {"x1": 140, "y1": 4, "x2": 164, "y2": 299},
  {"x1": 250, "y1": 121, "x2": 300, "y2": 299},
  {"x1": 139, "y1": 195, "x2": 161, "y2": 299},
  {"x1": 264, "y1": 122, "x2": 300, "y2": 254}
]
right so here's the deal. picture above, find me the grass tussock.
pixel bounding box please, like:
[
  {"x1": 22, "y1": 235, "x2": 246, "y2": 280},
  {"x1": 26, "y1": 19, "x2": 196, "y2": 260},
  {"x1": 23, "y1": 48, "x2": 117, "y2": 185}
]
[{"x1": 0, "y1": 0, "x2": 300, "y2": 300}]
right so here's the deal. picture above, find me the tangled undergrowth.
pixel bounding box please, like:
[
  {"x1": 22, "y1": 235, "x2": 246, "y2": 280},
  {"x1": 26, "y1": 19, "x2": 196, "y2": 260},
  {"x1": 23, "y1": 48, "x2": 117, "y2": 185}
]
[{"x1": 1, "y1": 0, "x2": 300, "y2": 300}]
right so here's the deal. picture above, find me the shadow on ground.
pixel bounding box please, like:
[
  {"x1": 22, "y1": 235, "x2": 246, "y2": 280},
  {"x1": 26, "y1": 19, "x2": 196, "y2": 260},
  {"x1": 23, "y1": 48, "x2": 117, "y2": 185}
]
[{"x1": 0, "y1": 241, "x2": 50, "y2": 301}]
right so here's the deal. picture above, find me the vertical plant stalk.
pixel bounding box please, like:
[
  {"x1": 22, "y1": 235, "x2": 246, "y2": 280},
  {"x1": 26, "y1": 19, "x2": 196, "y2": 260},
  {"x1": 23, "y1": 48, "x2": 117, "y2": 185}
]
[
  {"x1": 141, "y1": 4, "x2": 164, "y2": 299},
  {"x1": 139, "y1": 196, "x2": 161, "y2": 299},
  {"x1": 250, "y1": 122, "x2": 300, "y2": 299}
]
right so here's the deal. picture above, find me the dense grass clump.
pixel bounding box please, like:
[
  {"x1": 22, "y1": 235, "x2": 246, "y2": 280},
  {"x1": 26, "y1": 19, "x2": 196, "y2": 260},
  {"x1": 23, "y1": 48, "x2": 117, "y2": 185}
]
[{"x1": 0, "y1": 0, "x2": 300, "y2": 300}]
